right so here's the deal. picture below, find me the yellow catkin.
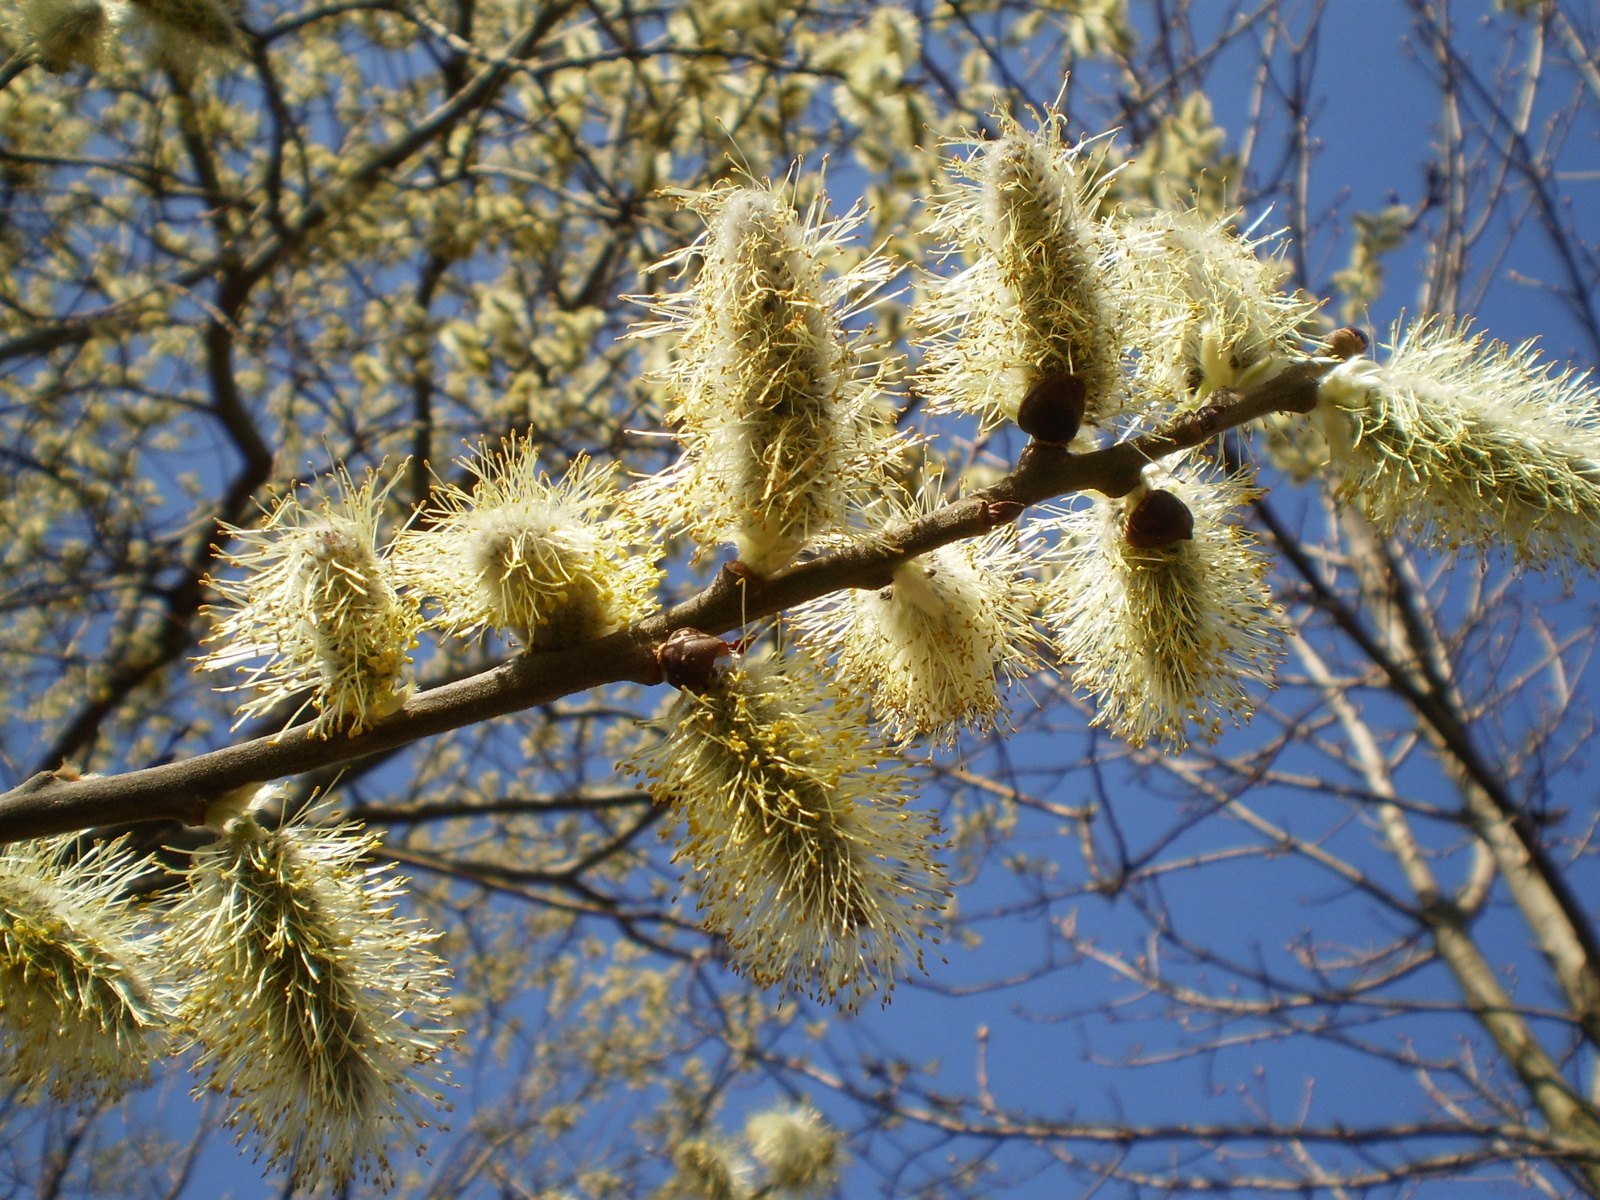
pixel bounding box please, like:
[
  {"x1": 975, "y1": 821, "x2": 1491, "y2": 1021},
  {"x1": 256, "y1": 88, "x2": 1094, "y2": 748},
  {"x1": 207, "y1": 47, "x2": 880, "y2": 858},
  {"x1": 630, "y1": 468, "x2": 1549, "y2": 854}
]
[
  {"x1": 625, "y1": 657, "x2": 947, "y2": 1008},
  {"x1": 173, "y1": 798, "x2": 453, "y2": 1193},
  {"x1": 1318, "y1": 316, "x2": 1600, "y2": 570},
  {"x1": 394, "y1": 440, "x2": 658, "y2": 649},
  {"x1": 201, "y1": 465, "x2": 421, "y2": 736},
  {"x1": 631, "y1": 181, "x2": 904, "y2": 574},
  {"x1": 1040, "y1": 462, "x2": 1284, "y2": 749}
]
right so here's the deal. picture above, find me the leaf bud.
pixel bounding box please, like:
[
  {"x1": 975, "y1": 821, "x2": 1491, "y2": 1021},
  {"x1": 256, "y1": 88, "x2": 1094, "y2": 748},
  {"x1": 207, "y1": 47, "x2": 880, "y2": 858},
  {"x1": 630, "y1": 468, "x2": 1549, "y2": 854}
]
[
  {"x1": 1324, "y1": 326, "x2": 1370, "y2": 360},
  {"x1": 656, "y1": 628, "x2": 734, "y2": 692},
  {"x1": 982, "y1": 500, "x2": 1026, "y2": 527},
  {"x1": 1125, "y1": 489, "x2": 1195, "y2": 550},
  {"x1": 1014, "y1": 371, "x2": 1086, "y2": 444}
]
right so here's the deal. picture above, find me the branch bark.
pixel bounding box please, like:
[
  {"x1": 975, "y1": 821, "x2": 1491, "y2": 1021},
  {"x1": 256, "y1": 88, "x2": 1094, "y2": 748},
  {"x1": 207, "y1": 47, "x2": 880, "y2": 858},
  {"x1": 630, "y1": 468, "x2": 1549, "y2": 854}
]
[{"x1": 0, "y1": 364, "x2": 1327, "y2": 842}]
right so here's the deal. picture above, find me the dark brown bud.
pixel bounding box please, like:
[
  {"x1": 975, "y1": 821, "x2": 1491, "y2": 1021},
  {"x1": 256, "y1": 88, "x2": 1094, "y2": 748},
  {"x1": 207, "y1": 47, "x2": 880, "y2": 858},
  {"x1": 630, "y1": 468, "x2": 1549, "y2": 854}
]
[
  {"x1": 1015, "y1": 371, "x2": 1086, "y2": 445},
  {"x1": 1175, "y1": 399, "x2": 1230, "y2": 442},
  {"x1": 982, "y1": 500, "x2": 1026, "y2": 527},
  {"x1": 1125, "y1": 489, "x2": 1194, "y2": 550},
  {"x1": 1324, "y1": 326, "x2": 1369, "y2": 360},
  {"x1": 655, "y1": 628, "x2": 733, "y2": 692}
]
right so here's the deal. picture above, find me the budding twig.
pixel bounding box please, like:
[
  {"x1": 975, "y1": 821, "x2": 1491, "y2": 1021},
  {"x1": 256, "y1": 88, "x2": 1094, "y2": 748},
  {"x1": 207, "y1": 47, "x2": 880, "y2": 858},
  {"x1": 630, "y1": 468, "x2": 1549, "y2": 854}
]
[{"x1": 0, "y1": 364, "x2": 1334, "y2": 844}]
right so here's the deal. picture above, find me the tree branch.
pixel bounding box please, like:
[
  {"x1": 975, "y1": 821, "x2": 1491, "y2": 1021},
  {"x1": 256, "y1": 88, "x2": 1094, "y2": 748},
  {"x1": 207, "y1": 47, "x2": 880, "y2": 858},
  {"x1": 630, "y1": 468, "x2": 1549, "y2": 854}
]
[{"x1": 0, "y1": 364, "x2": 1327, "y2": 842}]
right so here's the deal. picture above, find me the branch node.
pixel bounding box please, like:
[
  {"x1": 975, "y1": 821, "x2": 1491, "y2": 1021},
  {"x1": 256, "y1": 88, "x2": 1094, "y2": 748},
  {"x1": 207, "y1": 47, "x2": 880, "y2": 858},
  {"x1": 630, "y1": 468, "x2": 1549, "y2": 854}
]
[{"x1": 982, "y1": 500, "x2": 1026, "y2": 527}]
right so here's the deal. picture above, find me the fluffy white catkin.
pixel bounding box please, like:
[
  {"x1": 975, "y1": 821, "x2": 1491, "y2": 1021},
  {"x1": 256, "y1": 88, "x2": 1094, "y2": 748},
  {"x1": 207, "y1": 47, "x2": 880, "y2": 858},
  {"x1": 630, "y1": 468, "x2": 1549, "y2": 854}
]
[
  {"x1": 172, "y1": 794, "x2": 453, "y2": 1192},
  {"x1": 791, "y1": 485, "x2": 1042, "y2": 747},
  {"x1": 394, "y1": 440, "x2": 658, "y2": 648},
  {"x1": 200, "y1": 465, "x2": 421, "y2": 736},
  {"x1": 916, "y1": 112, "x2": 1142, "y2": 432},
  {"x1": 1317, "y1": 316, "x2": 1600, "y2": 570},
  {"x1": 0, "y1": 836, "x2": 172, "y2": 1102},
  {"x1": 625, "y1": 656, "x2": 947, "y2": 1008},
  {"x1": 633, "y1": 181, "x2": 903, "y2": 574},
  {"x1": 1125, "y1": 207, "x2": 1317, "y2": 407},
  {"x1": 745, "y1": 1103, "x2": 842, "y2": 1197},
  {"x1": 1039, "y1": 462, "x2": 1284, "y2": 749},
  {"x1": 15, "y1": 0, "x2": 110, "y2": 70}
]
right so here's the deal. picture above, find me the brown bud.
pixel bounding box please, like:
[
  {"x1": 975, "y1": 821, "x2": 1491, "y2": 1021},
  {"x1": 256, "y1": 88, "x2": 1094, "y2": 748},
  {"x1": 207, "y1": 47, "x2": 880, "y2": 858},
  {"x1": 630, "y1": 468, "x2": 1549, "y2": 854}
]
[
  {"x1": 1176, "y1": 400, "x2": 1229, "y2": 441},
  {"x1": 1324, "y1": 326, "x2": 1369, "y2": 360},
  {"x1": 1125, "y1": 489, "x2": 1194, "y2": 550},
  {"x1": 655, "y1": 628, "x2": 733, "y2": 692},
  {"x1": 1015, "y1": 371, "x2": 1086, "y2": 444},
  {"x1": 982, "y1": 500, "x2": 1026, "y2": 527}
]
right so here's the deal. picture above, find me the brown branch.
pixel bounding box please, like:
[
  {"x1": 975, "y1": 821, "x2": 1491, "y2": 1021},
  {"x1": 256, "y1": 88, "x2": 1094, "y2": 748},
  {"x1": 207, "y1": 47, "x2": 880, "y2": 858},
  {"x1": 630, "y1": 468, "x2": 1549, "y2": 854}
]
[
  {"x1": 769, "y1": 1050, "x2": 1600, "y2": 1161},
  {"x1": 0, "y1": 364, "x2": 1326, "y2": 843}
]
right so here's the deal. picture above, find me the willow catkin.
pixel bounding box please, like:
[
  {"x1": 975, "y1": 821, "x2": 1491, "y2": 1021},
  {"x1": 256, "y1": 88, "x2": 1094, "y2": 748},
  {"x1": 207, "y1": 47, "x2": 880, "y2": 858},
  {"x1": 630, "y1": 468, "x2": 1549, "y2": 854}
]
[
  {"x1": 1317, "y1": 316, "x2": 1600, "y2": 570},
  {"x1": 916, "y1": 113, "x2": 1141, "y2": 432},
  {"x1": 625, "y1": 656, "x2": 947, "y2": 1008},
  {"x1": 394, "y1": 440, "x2": 658, "y2": 649},
  {"x1": 632, "y1": 182, "x2": 903, "y2": 574},
  {"x1": 1039, "y1": 462, "x2": 1284, "y2": 750},
  {"x1": 201, "y1": 466, "x2": 421, "y2": 735},
  {"x1": 791, "y1": 485, "x2": 1042, "y2": 747},
  {"x1": 173, "y1": 794, "x2": 453, "y2": 1192},
  {"x1": 0, "y1": 836, "x2": 171, "y2": 1103}
]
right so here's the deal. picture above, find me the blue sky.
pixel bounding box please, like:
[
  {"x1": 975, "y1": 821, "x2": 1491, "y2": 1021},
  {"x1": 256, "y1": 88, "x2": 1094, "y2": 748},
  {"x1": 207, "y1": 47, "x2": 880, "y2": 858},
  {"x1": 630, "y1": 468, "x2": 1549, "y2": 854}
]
[{"x1": 115, "y1": 4, "x2": 1600, "y2": 1196}]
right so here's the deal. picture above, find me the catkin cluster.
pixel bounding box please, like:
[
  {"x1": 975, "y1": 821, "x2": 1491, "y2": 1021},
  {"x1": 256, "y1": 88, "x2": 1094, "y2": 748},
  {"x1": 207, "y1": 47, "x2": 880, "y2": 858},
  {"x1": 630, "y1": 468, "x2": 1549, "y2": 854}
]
[
  {"x1": 20, "y1": 105, "x2": 1600, "y2": 1200},
  {"x1": 202, "y1": 448, "x2": 659, "y2": 736},
  {"x1": 0, "y1": 791, "x2": 452, "y2": 1193},
  {"x1": 664, "y1": 1102, "x2": 842, "y2": 1200}
]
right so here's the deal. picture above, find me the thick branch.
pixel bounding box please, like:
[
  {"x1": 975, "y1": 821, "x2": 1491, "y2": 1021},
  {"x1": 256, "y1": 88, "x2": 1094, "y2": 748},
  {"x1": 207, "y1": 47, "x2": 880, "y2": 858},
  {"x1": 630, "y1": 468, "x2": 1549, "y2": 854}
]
[{"x1": 0, "y1": 365, "x2": 1324, "y2": 843}]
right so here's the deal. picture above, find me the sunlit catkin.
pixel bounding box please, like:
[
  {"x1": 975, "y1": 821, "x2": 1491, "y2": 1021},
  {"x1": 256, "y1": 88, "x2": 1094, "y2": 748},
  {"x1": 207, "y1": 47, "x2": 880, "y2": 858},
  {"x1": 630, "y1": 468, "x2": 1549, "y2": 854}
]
[
  {"x1": 790, "y1": 488, "x2": 1042, "y2": 747},
  {"x1": 201, "y1": 465, "x2": 420, "y2": 736},
  {"x1": 633, "y1": 182, "x2": 902, "y2": 574},
  {"x1": 744, "y1": 1103, "x2": 842, "y2": 1198},
  {"x1": 173, "y1": 793, "x2": 453, "y2": 1193},
  {"x1": 394, "y1": 440, "x2": 658, "y2": 649},
  {"x1": 667, "y1": 1136, "x2": 751, "y2": 1200},
  {"x1": 1317, "y1": 316, "x2": 1600, "y2": 570},
  {"x1": 1039, "y1": 463, "x2": 1283, "y2": 749},
  {"x1": 625, "y1": 656, "x2": 946, "y2": 1007},
  {"x1": 917, "y1": 112, "x2": 1136, "y2": 432},
  {"x1": 1128, "y1": 207, "x2": 1317, "y2": 405},
  {"x1": 0, "y1": 837, "x2": 170, "y2": 1103}
]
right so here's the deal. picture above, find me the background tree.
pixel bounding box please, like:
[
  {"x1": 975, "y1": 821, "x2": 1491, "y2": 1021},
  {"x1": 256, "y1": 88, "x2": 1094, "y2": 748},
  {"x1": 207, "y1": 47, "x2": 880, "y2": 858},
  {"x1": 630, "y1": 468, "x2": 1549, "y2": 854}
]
[{"x1": 0, "y1": 0, "x2": 1599, "y2": 1197}]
